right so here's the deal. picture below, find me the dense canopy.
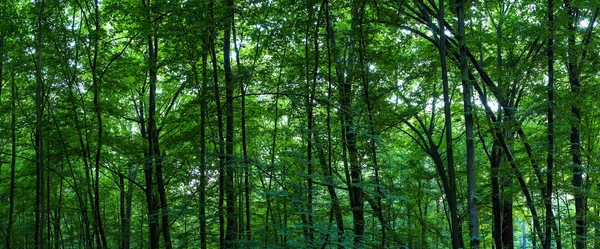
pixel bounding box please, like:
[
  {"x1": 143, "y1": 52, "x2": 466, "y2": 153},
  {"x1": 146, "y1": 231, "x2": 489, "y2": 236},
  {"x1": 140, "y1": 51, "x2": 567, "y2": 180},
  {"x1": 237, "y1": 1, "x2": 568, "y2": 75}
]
[{"x1": 0, "y1": 0, "x2": 599, "y2": 248}]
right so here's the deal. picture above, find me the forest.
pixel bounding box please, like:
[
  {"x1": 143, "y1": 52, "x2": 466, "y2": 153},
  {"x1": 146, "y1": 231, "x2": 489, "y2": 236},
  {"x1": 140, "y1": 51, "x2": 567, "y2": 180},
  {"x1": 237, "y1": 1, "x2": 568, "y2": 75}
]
[{"x1": 0, "y1": 0, "x2": 599, "y2": 248}]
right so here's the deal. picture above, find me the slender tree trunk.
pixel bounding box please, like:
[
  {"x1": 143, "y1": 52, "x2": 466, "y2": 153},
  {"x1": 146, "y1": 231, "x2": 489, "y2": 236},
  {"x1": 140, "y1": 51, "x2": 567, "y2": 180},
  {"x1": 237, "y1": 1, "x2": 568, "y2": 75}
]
[
  {"x1": 90, "y1": 1, "x2": 108, "y2": 245},
  {"x1": 7, "y1": 64, "x2": 16, "y2": 249},
  {"x1": 223, "y1": 0, "x2": 237, "y2": 245},
  {"x1": 206, "y1": 0, "x2": 225, "y2": 246},
  {"x1": 139, "y1": 3, "x2": 174, "y2": 245},
  {"x1": 120, "y1": 176, "x2": 125, "y2": 249},
  {"x1": 66, "y1": 55, "x2": 94, "y2": 249},
  {"x1": 327, "y1": 0, "x2": 364, "y2": 243},
  {"x1": 324, "y1": 4, "x2": 345, "y2": 245},
  {"x1": 232, "y1": 16, "x2": 252, "y2": 243},
  {"x1": 545, "y1": 0, "x2": 555, "y2": 247},
  {"x1": 145, "y1": 25, "x2": 174, "y2": 248},
  {"x1": 199, "y1": 44, "x2": 208, "y2": 249},
  {"x1": 1, "y1": 14, "x2": 15, "y2": 249},
  {"x1": 438, "y1": 1, "x2": 462, "y2": 248},
  {"x1": 304, "y1": 1, "x2": 319, "y2": 244},
  {"x1": 54, "y1": 176, "x2": 64, "y2": 249},
  {"x1": 456, "y1": 0, "x2": 480, "y2": 247},
  {"x1": 35, "y1": 1, "x2": 46, "y2": 248},
  {"x1": 140, "y1": 19, "x2": 160, "y2": 245},
  {"x1": 491, "y1": 141, "x2": 503, "y2": 249},
  {"x1": 352, "y1": 1, "x2": 387, "y2": 244},
  {"x1": 472, "y1": 79, "x2": 546, "y2": 247},
  {"x1": 121, "y1": 163, "x2": 138, "y2": 249},
  {"x1": 564, "y1": 1, "x2": 585, "y2": 248}
]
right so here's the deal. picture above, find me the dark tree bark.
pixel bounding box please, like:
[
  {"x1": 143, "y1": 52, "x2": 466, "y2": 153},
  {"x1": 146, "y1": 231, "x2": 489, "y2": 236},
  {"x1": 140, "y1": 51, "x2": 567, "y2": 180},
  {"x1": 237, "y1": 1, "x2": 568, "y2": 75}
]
[
  {"x1": 141, "y1": 85, "x2": 159, "y2": 249},
  {"x1": 206, "y1": 0, "x2": 225, "y2": 246},
  {"x1": 7, "y1": 53, "x2": 16, "y2": 249},
  {"x1": 121, "y1": 163, "x2": 138, "y2": 249},
  {"x1": 223, "y1": 0, "x2": 238, "y2": 245},
  {"x1": 471, "y1": 78, "x2": 546, "y2": 247},
  {"x1": 456, "y1": 0, "x2": 480, "y2": 247},
  {"x1": 490, "y1": 141, "x2": 503, "y2": 249},
  {"x1": 304, "y1": 0, "x2": 320, "y2": 244},
  {"x1": 437, "y1": 1, "x2": 462, "y2": 248},
  {"x1": 141, "y1": 2, "x2": 160, "y2": 248},
  {"x1": 145, "y1": 23, "x2": 173, "y2": 249},
  {"x1": 231, "y1": 14, "x2": 251, "y2": 243},
  {"x1": 355, "y1": 5, "x2": 396, "y2": 246},
  {"x1": 89, "y1": 0, "x2": 108, "y2": 246},
  {"x1": 563, "y1": 1, "x2": 597, "y2": 248},
  {"x1": 545, "y1": 0, "x2": 555, "y2": 247},
  {"x1": 491, "y1": 10, "x2": 513, "y2": 248},
  {"x1": 327, "y1": 0, "x2": 365, "y2": 243},
  {"x1": 199, "y1": 43, "x2": 208, "y2": 249},
  {"x1": 34, "y1": 1, "x2": 46, "y2": 248},
  {"x1": 324, "y1": 3, "x2": 345, "y2": 245}
]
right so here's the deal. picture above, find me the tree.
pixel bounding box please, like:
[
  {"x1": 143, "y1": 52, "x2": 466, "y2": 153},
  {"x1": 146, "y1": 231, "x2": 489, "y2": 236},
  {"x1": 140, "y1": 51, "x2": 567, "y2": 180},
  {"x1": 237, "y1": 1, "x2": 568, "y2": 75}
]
[{"x1": 2, "y1": 0, "x2": 600, "y2": 248}]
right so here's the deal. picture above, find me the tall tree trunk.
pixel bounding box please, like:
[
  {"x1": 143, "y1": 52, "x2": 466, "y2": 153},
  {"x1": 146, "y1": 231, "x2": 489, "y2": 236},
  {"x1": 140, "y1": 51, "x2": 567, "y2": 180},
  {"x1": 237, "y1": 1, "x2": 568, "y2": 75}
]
[
  {"x1": 139, "y1": 2, "x2": 174, "y2": 245},
  {"x1": 223, "y1": 0, "x2": 237, "y2": 245},
  {"x1": 304, "y1": 1, "x2": 319, "y2": 244},
  {"x1": 324, "y1": 4, "x2": 345, "y2": 245},
  {"x1": 545, "y1": 0, "x2": 555, "y2": 247},
  {"x1": 456, "y1": 0, "x2": 480, "y2": 247},
  {"x1": 437, "y1": 1, "x2": 462, "y2": 248},
  {"x1": 35, "y1": 1, "x2": 46, "y2": 248},
  {"x1": 491, "y1": 13, "x2": 513, "y2": 248},
  {"x1": 491, "y1": 142, "x2": 503, "y2": 249},
  {"x1": 90, "y1": 0, "x2": 108, "y2": 245},
  {"x1": 472, "y1": 79, "x2": 546, "y2": 247},
  {"x1": 328, "y1": 0, "x2": 365, "y2": 243},
  {"x1": 54, "y1": 175, "x2": 64, "y2": 249},
  {"x1": 231, "y1": 15, "x2": 251, "y2": 243},
  {"x1": 120, "y1": 163, "x2": 138, "y2": 249},
  {"x1": 145, "y1": 23, "x2": 173, "y2": 249},
  {"x1": 501, "y1": 178, "x2": 514, "y2": 249},
  {"x1": 564, "y1": 1, "x2": 585, "y2": 247},
  {"x1": 120, "y1": 176, "x2": 125, "y2": 249},
  {"x1": 199, "y1": 44, "x2": 208, "y2": 249},
  {"x1": 206, "y1": 0, "x2": 225, "y2": 246},
  {"x1": 140, "y1": 2, "x2": 160, "y2": 243},
  {"x1": 7, "y1": 62, "x2": 16, "y2": 249},
  {"x1": 356, "y1": 6, "x2": 393, "y2": 246}
]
